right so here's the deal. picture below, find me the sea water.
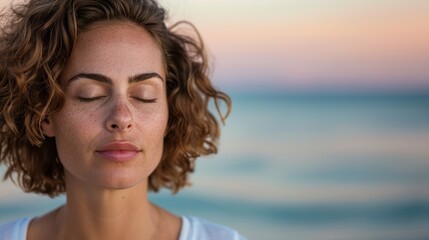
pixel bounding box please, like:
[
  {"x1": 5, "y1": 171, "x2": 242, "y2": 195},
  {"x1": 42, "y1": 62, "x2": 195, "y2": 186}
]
[{"x1": 1, "y1": 92, "x2": 429, "y2": 240}]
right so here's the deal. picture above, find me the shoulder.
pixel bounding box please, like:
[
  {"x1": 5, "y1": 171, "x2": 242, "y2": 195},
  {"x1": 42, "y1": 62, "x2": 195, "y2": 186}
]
[
  {"x1": 0, "y1": 217, "x2": 32, "y2": 240},
  {"x1": 179, "y1": 216, "x2": 247, "y2": 240}
]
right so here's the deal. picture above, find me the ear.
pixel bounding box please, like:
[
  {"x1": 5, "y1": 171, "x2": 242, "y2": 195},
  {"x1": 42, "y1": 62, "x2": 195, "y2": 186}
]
[{"x1": 41, "y1": 116, "x2": 55, "y2": 137}]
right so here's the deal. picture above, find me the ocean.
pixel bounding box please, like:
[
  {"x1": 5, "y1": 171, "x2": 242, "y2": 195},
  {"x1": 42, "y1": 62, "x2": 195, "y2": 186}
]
[{"x1": 1, "y1": 92, "x2": 429, "y2": 239}]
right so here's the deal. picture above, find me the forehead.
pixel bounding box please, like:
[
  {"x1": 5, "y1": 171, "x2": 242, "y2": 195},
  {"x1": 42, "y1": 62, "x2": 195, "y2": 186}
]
[
  {"x1": 61, "y1": 21, "x2": 165, "y2": 81},
  {"x1": 78, "y1": 21, "x2": 157, "y2": 46},
  {"x1": 74, "y1": 21, "x2": 162, "y2": 58}
]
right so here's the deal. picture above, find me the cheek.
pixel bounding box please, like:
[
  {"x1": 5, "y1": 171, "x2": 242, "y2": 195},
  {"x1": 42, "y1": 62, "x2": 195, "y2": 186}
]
[
  {"x1": 135, "y1": 106, "x2": 168, "y2": 161},
  {"x1": 52, "y1": 107, "x2": 96, "y2": 153},
  {"x1": 153, "y1": 107, "x2": 169, "y2": 135},
  {"x1": 135, "y1": 103, "x2": 168, "y2": 134},
  {"x1": 55, "y1": 106, "x2": 91, "y2": 134}
]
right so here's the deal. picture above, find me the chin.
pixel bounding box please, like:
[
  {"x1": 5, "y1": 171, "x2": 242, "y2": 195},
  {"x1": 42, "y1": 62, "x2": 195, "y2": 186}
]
[{"x1": 94, "y1": 173, "x2": 148, "y2": 190}]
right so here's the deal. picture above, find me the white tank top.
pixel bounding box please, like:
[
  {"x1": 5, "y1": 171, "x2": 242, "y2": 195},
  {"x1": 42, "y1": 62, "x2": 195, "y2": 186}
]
[{"x1": 0, "y1": 216, "x2": 246, "y2": 240}]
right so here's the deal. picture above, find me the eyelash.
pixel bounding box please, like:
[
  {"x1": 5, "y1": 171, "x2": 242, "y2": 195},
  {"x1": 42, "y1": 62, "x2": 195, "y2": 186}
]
[
  {"x1": 78, "y1": 96, "x2": 105, "y2": 102},
  {"x1": 133, "y1": 97, "x2": 157, "y2": 104},
  {"x1": 77, "y1": 97, "x2": 157, "y2": 104}
]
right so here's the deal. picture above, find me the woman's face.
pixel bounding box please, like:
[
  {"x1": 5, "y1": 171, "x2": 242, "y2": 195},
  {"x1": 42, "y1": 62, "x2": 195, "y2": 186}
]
[{"x1": 42, "y1": 21, "x2": 168, "y2": 190}]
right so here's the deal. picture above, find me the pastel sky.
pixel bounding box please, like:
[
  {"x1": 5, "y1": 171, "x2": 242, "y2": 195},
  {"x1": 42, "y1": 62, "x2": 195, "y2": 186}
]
[
  {"x1": 159, "y1": 0, "x2": 429, "y2": 91},
  {"x1": 1, "y1": 0, "x2": 428, "y2": 91}
]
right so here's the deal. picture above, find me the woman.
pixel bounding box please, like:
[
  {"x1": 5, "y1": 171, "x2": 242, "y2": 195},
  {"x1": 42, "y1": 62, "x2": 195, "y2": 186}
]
[{"x1": 0, "y1": 0, "x2": 245, "y2": 239}]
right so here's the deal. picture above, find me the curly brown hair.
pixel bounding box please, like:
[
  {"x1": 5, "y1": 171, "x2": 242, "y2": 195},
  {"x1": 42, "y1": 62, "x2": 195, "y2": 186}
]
[{"x1": 0, "y1": 0, "x2": 231, "y2": 197}]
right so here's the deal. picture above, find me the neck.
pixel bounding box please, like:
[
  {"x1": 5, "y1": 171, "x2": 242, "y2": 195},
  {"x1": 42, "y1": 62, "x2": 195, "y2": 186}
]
[{"x1": 57, "y1": 176, "x2": 159, "y2": 240}]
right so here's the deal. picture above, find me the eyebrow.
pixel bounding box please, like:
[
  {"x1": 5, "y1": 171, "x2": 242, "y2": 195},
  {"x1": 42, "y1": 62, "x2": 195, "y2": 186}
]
[
  {"x1": 129, "y1": 72, "x2": 164, "y2": 83},
  {"x1": 66, "y1": 72, "x2": 164, "y2": 86}
]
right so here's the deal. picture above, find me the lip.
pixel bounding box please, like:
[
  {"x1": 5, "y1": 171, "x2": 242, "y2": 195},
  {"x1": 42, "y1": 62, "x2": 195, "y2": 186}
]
[{"x1": 95, "y1": 142, "x2": 141, "y2": 162}]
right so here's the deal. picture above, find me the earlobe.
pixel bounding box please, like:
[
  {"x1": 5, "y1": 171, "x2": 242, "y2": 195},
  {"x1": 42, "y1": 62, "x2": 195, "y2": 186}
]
[{"x1": 41, "y1": 117, "x2": 55, "y2": 137}]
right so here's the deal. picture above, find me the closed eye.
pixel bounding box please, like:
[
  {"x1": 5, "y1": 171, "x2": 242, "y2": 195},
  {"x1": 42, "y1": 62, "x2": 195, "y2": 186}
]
[
  {"x1": 132, "y1": 97, "x2": 157, "y2": 103},
  {"x1": 77, "y1": 96, "x2": 106, "y2": 102}
]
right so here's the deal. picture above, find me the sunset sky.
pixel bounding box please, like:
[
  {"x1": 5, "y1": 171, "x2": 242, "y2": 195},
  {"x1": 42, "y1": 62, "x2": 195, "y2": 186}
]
[{"x1": 1, "y1": 0, "x2": 428, "y2": 92}]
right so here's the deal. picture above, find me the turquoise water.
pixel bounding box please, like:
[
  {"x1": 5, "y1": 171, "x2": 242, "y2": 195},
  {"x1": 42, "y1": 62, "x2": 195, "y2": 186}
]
[{"x1": 1, "y1": 92, "x2": 429, "y2": 239}]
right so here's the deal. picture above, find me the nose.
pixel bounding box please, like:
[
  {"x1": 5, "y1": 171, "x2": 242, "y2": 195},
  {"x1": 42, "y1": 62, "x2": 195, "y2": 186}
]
[{"x1": 105, "y1": 97, "x2": 134, "y2": 132}]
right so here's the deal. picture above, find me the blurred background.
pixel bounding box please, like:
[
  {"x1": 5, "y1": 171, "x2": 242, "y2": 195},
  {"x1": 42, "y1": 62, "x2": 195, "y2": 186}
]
[{"x1": 1, "y1": 0, "x2": 429, "y2": 239}]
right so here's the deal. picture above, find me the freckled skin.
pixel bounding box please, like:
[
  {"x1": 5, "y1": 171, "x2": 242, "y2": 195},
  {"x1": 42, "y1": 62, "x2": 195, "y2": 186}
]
[{"x1": 42, "y1": 21, "x2": 168, "y2": 190}]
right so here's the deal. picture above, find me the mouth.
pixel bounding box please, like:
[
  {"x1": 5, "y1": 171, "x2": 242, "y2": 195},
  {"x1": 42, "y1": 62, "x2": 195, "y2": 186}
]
[{"x1": 95, "y1": 142, "x2": 142, "y2": 162}]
